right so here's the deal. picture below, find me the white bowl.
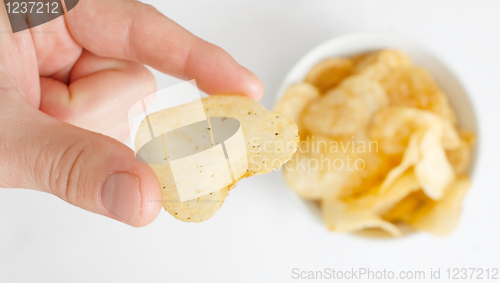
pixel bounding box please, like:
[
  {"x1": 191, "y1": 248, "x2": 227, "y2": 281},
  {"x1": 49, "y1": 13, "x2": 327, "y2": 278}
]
[{"x1": 276, "y1": 33, "x2": 479, "y2": 236}]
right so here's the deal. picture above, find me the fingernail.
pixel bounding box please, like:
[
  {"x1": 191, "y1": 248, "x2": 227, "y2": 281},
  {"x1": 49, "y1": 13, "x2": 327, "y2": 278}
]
[
  {"x1": 242, "y1": 66, "x2": 265, "y2": 101},
  {"x1": 101, "y1": 173, "x2": 141, "y2": 225}
]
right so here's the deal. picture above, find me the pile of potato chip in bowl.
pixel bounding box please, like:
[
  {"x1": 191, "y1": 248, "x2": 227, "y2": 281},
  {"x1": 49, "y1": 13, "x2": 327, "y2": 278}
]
[{"x1": 275, "y1": 49, "x2": 475, "y2": 237}]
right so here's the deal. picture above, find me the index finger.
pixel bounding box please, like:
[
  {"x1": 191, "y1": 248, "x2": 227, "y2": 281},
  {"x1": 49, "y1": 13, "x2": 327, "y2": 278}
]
[{"x1": 64, "y1": 0, "x2": 264, "y2": 100}]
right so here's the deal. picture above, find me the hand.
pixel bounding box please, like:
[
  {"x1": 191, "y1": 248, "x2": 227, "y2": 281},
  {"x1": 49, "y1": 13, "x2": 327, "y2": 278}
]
[{"x1": 0, "y1": 0, "x2": 264, "y2": 226}]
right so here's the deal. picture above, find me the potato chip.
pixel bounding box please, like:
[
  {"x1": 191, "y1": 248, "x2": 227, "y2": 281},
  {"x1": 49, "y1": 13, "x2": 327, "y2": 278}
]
[
  {"x1": 430, "y1": 89, "x2": 457, "y2": 124},
  {"x1": 379, "y1": 67, "x2": 456, "y2": 123},
  {"x1": 368, "y1": 107, "x2": 429, "y2": 155},
  {"x1": 203, "y1": 95, "x2": 299, "y2": 175},
  {"x1": 408, "y1": 176, "x2": 471, "y2": 235},
  {"x1": 338, "y1": 132, "x2": 399, "y2": 197},
  {"x1": 300, "y1": 75, "x2": 388, "y2": 137},
  {"x1": 414, "y1": 122, "x2": 455, "y2": 200},
  {"x1": 153, "y1": 161, "x2": 232, "y2": 222},
  {"x1": 283, "y1": 135, "x2": 365, "y2": 200},
  {"x1": 348, "y1": 171, "x2": 421, "y2": 215},
  {"x1": 283, "y1": 133, "x2": 391, "y2": 200},
  {"x1": 368, "y1": 107, "x2": 460, "y2": 155},
  {"x1": 283, "y1": 146, "x2": 349, "y2": 200},
  {"x1": 382, "y1": 191, "x2": 427, "y2": 222},
  {"x1": 338, "y1": 75, "x2": 389, "y2": 118},
  {"x1": 135, "y1": 95, "x2": 299, "y2": 222},
  {"x1": 446, "y1": 130, "x2": 476, "y2": 175},
  {"x1": 301, "y1": 88, "x2": 367, "y2": 136},
  {"x1": 355, "y1": 49, "x2": 413, "y2": 81},
  {"x1": 305, "y1": 58, "x2": 354, "y2": 92},
  {"x1": 442, "y1": 121, "x2": 462, "y2": 150},
  {"x1": 379, "y1": 127, "x2": 422, "y2": 190},
  {"x1": 321, "y1": 198, "x2": 401, "y2": 237},
  {"x1": 350, "y1": 52, "x2": 370, "y2": 66},
  {"x1": 377, "y1": 122, "x2": 455, "y2": 201},
  {"x1": 274, "y1": 83, "x2": 320, "y2": 125}
]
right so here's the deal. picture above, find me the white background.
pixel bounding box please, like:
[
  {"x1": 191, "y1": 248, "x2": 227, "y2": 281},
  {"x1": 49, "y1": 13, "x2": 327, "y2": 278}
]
[{"x1": 1, "y1": 0, "x2": 500, "y2": 282}]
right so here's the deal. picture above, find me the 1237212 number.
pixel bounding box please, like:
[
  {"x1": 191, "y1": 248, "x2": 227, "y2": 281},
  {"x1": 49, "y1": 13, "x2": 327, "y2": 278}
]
[{"x1": 5, "y1": 1, "x2": 59, "y2": 14}]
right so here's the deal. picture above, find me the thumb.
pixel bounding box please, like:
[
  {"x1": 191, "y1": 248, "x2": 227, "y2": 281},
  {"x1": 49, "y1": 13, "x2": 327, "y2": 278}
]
[{"x1": 0, "y1": 101, "x2": 162, "y2": 226}]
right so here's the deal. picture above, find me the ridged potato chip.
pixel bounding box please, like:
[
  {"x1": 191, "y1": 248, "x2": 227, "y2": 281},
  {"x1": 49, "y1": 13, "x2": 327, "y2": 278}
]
[
  {"x1": 305, "y1": 58, "x2": 354, "y2": 93},
  {"x1": 136, "y1": 95, "x2": 299, "y2": 222}
]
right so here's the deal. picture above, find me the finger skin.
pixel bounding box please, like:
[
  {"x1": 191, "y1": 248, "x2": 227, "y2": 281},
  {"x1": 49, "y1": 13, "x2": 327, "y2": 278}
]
[
  {"x1": 0, "y1": 101, "x2": 162, "y2": 227},
  {"x1": 64, "y1": 0, "x2": 264, "y2": 100},
  {"x1": 0, "y1": 1, "x2": 40, "y2": 107},
  {"x1": 40, "y1": 50, "x2": 157, "y2": 140},
  {"x1": 29, "y1": 14, "x2": 82, "y2": 83}
]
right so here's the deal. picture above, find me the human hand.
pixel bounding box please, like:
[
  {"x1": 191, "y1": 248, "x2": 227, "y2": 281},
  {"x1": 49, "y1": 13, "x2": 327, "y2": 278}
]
[{"x1": 0, "y1": 0, "x2": 264, "y2": 226}]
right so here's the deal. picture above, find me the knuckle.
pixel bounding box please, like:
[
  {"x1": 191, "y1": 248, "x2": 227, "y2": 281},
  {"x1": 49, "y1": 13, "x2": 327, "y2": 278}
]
[
  {"x1": 48, "y1": 138, "x2": 94, "y2": 206},
  {"x1": 134, "y1": 2, "x2": 158, "y2": 14}
]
